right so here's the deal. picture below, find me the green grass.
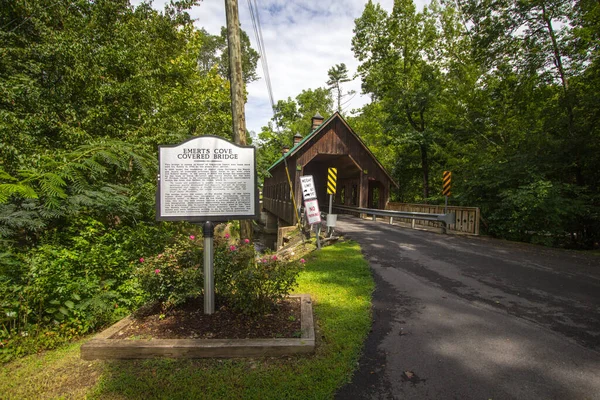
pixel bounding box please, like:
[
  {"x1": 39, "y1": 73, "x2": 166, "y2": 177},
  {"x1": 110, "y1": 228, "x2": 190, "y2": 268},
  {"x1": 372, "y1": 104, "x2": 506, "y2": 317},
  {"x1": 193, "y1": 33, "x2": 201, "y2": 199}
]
[{"x1": 0, "y1": 241, "x2": 374, "y2": 399}]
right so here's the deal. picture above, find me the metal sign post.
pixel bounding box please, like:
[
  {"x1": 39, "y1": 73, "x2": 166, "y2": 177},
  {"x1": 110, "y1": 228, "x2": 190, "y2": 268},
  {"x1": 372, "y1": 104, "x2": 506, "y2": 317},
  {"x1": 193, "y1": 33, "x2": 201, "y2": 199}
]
[
  {"x1": 305, "y1": 198, "x2": 322, "y2": 249},
  {"x1": 203, "y1": 222, "x2": 214, "y2": 314}
]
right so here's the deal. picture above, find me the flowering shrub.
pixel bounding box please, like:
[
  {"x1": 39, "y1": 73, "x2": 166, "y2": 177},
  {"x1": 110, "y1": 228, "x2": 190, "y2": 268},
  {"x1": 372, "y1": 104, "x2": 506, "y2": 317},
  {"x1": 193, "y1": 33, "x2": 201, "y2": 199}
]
[
  {"x1": 214, "y1": 236, "x2": 304, "y2": 315},
  {"x1": 137, "y1": 231, "x2": 304, "y2": 315},
  {"x1": 136, "y1": 234, "x2": 202, "y2": 310}
]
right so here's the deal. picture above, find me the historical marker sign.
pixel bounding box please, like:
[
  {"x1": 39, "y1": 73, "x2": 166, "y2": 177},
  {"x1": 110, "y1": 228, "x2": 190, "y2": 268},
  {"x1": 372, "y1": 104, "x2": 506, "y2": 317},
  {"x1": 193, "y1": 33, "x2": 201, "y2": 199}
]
[{"x1": 156, "y1": 135, "x2": 258, "y2": 221}]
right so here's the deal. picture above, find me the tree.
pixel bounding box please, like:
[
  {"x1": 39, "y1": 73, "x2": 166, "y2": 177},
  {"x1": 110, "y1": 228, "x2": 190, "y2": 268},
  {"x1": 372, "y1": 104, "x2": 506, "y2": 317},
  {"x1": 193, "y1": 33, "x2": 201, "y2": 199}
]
[
  {"x1": 0, "y1": 0, "x2": 265, "y2": 355},
  {"x1": 0, "y1": 0, "x2": 231, "y2": 269},
  {"x1": 197, "y1": 26, "x2": 260, "y2": 86},
  {"x1": 353, "y1": 0, "x2": 468, "y2": 200},
  {"x1": 326, "y1": 63, "x2": 355, "y2": 113},
  {"x1": 455, "y1": 0, "x2": 590, "y2": 184},
  {"x1": 450, "y1": 0, "x2": 600, "y2": 246}
]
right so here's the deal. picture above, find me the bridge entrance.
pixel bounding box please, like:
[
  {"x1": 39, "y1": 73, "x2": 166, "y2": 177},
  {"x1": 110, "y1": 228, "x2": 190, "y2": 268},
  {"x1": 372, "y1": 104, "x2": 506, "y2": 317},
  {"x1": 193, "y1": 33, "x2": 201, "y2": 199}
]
[
  {"x1": 263, "y1": 112, "x2": 398, "y2": 225},
  {"x1": 303, "y1": 153, "x2": 360, "y2": 207}
]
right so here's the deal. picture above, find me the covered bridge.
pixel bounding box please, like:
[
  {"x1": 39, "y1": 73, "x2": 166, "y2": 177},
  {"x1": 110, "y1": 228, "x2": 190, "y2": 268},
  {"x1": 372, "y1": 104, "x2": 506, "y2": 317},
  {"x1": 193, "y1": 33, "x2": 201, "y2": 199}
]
[{"x1": 263, "y1": 112, "x2": 397, "y2": 225}]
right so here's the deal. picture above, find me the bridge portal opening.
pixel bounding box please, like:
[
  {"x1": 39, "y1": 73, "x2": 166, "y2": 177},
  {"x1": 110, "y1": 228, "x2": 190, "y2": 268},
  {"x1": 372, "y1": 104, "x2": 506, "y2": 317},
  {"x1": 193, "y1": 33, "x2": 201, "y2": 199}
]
[
  {"x1": 303, "y1": 153, "x2": 360, "y2": 207},
  {"x1": 302, "y1": 153, "x2": 387, "y2": 210}
]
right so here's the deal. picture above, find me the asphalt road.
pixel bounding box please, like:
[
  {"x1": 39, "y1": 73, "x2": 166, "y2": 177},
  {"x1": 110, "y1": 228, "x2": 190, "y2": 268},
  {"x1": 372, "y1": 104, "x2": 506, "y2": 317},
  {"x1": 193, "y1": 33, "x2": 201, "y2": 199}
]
[{"x1": 333, "y1": 215, "x2": 600, "y2": 400}]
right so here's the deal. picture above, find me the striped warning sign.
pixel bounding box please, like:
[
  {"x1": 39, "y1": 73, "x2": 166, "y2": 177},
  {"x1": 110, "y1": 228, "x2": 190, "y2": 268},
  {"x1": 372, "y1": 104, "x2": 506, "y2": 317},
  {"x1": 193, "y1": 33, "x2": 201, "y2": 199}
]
[
  {"x1": 327, "y1": 167, "x2": 337, "y2": 195},
  {"x1": 442, "y1": 171, "x2": 451, "y2": 197}
]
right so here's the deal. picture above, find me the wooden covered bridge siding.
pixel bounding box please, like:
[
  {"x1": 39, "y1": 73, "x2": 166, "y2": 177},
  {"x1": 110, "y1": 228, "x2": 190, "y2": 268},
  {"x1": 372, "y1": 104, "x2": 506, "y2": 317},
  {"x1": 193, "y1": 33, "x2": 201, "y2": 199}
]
[{"x1": 263, "y1": 112, "x2": 397, "y2": 226}]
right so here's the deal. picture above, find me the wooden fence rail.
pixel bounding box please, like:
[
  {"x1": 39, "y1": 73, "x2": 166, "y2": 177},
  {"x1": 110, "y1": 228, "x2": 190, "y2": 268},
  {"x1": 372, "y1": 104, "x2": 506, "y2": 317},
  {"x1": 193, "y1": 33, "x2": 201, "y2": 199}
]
[{"x1": 386, "y1": 202, "x2": 480, "y2": 235}]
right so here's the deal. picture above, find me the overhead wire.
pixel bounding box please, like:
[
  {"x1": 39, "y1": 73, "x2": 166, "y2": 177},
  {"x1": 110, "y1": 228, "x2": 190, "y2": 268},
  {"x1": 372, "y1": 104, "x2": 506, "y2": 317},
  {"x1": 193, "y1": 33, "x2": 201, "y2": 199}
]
[
  {"x1": 246, "y1": 0, "x2": 276, "y2": 113},
  {"x1": 245, "y1": 0, "x2": 304, "y2": 232}
]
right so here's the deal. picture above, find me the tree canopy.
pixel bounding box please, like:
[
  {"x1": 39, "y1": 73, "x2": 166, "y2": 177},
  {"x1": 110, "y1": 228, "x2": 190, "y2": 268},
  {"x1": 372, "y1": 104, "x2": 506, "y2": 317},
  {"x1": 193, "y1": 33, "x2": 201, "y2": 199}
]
[
  {"x1": 349, "y1": 0, "x2": 599, "y2": 247},
  {"x1": 0, "y1": 0, "x2": 260, "y2": 358}
]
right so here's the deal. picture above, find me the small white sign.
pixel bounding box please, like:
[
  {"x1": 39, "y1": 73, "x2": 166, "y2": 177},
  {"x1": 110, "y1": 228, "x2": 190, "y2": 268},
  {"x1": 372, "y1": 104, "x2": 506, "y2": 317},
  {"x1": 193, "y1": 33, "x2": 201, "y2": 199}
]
[
  {"x1": 305, "y1": 199, "x2": 321, "y2": 225},
  {"x1": 300, "y1": 175, "x2": 317, "y2": 200}
]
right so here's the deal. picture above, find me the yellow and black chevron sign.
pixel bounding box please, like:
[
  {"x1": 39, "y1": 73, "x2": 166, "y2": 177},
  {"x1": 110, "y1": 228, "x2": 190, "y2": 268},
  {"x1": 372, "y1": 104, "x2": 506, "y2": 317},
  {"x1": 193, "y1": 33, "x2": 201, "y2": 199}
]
[
  {"x1": 442, "y1": 170, "x2": 451, "y2": 197},
  {"x1": 327, "y1": 167, "x2": 337, "y2": 195}
]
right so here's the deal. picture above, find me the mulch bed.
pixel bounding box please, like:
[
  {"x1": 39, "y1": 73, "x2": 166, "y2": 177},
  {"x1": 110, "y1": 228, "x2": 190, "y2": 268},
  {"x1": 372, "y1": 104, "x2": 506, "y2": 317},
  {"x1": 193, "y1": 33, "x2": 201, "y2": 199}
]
[{"x1": 111, "y1": 296, "x2": 302, "y2": 340}]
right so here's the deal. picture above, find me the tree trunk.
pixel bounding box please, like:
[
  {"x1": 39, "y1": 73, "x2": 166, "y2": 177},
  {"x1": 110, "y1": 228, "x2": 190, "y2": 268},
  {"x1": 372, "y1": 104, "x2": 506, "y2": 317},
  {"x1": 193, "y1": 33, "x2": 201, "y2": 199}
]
[
  {"x1": 225, "y1": 0, "x2": 252, "y2": 240},
  {"x1": 541, "y1": 3, "x2": 574, "y2": 136},
  {"x1": 420, "y1": 143, "x2": 429, "y2": 200}
]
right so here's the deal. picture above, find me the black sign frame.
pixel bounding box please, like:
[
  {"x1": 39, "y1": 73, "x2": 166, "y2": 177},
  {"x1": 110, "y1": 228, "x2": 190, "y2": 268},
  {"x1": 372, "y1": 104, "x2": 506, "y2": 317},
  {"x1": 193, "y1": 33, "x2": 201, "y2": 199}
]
[{"x1": 156, "y1": 135, "x2": 259, "y2": 222}]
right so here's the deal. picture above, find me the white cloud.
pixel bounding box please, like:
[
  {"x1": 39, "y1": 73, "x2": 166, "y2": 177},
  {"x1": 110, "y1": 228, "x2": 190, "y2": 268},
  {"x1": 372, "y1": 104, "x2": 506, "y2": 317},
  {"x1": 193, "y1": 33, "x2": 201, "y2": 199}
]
[{"x1": 132, "y1": 0, "x2": 428, "y2": 135}]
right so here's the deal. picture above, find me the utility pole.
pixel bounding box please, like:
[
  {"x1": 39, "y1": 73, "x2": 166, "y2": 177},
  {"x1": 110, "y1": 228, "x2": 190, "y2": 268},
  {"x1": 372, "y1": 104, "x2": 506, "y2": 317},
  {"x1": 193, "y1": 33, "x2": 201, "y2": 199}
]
[{"x1": 225, "y1": 0, "x2": 252, "y2": 241}]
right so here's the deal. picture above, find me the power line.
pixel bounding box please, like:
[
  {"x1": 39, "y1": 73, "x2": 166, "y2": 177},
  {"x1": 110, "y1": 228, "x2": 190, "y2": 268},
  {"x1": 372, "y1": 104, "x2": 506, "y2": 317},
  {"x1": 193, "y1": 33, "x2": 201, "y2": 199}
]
[
  {"x1": 245, "y1": 0, "x2": 303, "y2": 233},
  {"x1": 246, "y1": 0, "x2": 278, "y2": 120}
]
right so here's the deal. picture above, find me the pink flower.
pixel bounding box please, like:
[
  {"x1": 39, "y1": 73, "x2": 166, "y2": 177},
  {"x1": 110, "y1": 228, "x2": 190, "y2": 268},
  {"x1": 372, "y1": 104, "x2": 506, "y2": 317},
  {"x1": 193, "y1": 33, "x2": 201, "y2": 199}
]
[
  {"x1": 224, "y1": 233, "x2": 230, "y2": 239},
  {"x1": 244, "y1": 238, "x2": 250, "y2": 244},
  {"x1": 261, "y1": 258, "x2": 267, "y2": 263},
  {"x1": 229, "y1": 245, "x2": 237, "y2": 252},
  {"x1": 300, "y1": 259, "x2": 306, "y2": 264},
  {"x1": 271, "y1": 255, "x2": 277, "y2": 261},
  {"x1": 157, "y1": 253, "x2": 163, "y2": 259},
  {"x1": 139, "y1": 257, "x2": 145, "y2": 263},
  {"x1": 189, "y1": 235, "x2": 195, "y2": 240},
  {"x1": 154, "y1": 269, "x2": 160, "y2": 275}
]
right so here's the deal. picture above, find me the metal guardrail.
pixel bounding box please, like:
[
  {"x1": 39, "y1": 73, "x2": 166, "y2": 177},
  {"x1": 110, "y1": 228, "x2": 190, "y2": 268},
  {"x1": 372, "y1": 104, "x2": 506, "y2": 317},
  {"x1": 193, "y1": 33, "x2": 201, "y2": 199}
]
[{"x1": 329, "y1": 204, "x2": 456, "y2": 233}]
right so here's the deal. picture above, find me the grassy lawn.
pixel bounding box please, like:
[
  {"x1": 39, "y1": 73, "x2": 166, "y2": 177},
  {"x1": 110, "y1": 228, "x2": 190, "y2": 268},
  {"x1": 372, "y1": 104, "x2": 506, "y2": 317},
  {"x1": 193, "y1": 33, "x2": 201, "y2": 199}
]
[{"x1": 0, "y1": 240, "x2": 374, "y2": 399}]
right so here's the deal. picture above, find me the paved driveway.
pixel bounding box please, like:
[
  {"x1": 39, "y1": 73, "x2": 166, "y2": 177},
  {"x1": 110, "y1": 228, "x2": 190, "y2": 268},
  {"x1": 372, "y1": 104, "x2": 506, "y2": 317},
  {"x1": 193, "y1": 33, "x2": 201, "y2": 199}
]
[{"x1": 333, "y1": 215, "x2": 600, "y2": 399}]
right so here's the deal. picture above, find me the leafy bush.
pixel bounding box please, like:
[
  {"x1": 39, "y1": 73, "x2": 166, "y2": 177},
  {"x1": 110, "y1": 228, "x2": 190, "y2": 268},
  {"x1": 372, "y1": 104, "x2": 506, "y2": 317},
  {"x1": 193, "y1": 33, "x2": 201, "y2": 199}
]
[
  {"x1": 0, "y1": 218, "x2": 176, "y2": 362},
  {"x1": 487, "y1": 180, "x2": 590, "y2": 246},
  {"x1": 136, "y1": 230, "x2": 304, "y2": 315},
  {"x1": 136, "y1": 234, "x2": 203, "y2": 310},
  {"x1": 215, "y1": 238, "x2": 304, "y2": 315}
]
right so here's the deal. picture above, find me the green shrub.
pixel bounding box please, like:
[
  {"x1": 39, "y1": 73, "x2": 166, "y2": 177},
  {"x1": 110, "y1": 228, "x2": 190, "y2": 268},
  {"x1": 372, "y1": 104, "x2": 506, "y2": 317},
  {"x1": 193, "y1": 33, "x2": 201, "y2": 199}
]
[
  {"x1": 136, "y1": 230, "x2": 304, "y2": 315},
  {"x1": 136, "y1": 234, "x2": 203, "y2": 310},
  {"x1": 488, "y1": 180, "x2": 590, "y2": 246},
  {"x1": 214, "y1": 235, "x2": 304, "y2": 315},
  {"x1": 0, "y1": 218, "x2": 176, "y2": 362}
]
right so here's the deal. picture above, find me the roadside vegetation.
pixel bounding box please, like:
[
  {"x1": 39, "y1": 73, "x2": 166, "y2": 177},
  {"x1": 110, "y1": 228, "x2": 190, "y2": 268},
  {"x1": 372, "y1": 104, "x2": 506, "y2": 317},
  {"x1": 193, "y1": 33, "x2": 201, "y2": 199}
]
[
  {"x1": 1, "y1": 0, "x2": 598, "y2": 381},
  {"x1": 0, "y1": 240, "x2": 374, "y2": 400}
]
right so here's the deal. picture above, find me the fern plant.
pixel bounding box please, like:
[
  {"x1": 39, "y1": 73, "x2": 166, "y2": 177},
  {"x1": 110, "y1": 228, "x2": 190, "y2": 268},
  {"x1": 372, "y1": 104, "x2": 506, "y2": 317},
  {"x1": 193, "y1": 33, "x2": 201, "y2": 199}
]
[{"x1": 0, "y1": 139, "x2": 155, "y2": 242}]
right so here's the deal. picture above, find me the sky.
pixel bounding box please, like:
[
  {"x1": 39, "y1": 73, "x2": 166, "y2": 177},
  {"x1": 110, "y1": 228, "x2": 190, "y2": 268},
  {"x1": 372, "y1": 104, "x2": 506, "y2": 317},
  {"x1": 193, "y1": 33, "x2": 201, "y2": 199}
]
[{"x1": 132, "y1": 0, "x2": 428, "y2": 136}]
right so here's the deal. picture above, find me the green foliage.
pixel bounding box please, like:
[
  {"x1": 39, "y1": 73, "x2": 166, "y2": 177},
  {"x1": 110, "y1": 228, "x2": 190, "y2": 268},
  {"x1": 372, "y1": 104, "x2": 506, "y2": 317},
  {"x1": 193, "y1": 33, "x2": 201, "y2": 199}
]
[
  {"x1": 352, "y1": 0, "x2": 473, "y2": 199},
  {"x1": 216, "y1": 246, "x2": 303, "y2": 315},
  {"x1": 136, "y1": 235, "x2": 203, "y2": 310},
  {"x1": 327, "y1": 63, "x2": 356, "y2": 113},
  {"x1": 136, "y1": 230, "x2": 304, "y2": 316},
  {"x1": 256, "y1": 87, "x2": 333, "y2": 182},
  {"x1": 0, "y1": 218, "x2": 176, "y2": 362},
  {"x1": 0, "y1": 241, "x2": 374, "y2": 400},
  {"x1": 489, "y1": 181, "x2": 590, "y2": 247},
  {"x1": 341, "y1": 0, "x2": 600, "y2": 247},
  {"x1": 0, "y1": 0, "x2": 262, "y2": 361}
]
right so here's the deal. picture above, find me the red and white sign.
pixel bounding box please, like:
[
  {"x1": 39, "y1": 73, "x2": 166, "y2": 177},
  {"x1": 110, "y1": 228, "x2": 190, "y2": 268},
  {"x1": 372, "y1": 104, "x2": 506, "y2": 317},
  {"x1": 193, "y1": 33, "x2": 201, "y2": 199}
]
[{"x1": 304, "y1": 199, "x2": 321, "y2": 225}]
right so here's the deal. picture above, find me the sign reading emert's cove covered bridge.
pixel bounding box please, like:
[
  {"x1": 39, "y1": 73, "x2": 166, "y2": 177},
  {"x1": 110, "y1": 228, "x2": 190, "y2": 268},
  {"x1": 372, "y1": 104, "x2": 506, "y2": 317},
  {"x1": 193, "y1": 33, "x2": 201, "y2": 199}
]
[{"x1": 156, "y1": 135, "x2": 257, "y2": 221}]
